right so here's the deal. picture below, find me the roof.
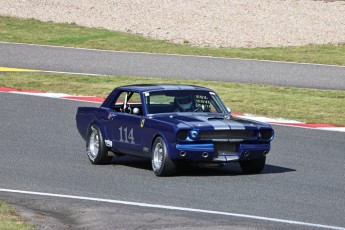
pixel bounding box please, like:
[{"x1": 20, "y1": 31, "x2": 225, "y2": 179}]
[
  {"x1": 117, "y1": 84, "x2": 212, "y2": 92},
  {"x1": 101, "y1": 84, "x2": 216, "y2": 108}
]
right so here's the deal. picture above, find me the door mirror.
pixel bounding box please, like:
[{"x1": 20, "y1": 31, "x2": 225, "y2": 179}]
[{"x1": 226, "y1": 107, "x2": 232, "y2": 118}]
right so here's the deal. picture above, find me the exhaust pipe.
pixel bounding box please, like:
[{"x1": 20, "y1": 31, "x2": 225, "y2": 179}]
[
  {"x1": 202, "y1": 152, "x2": 209, "y2": 158},
  {"x1": 244, "y1": 151, "x2": 250, "y2": 158},
  {"x1": 180, "y1": 151, "x2": 186, "y2": 157}
]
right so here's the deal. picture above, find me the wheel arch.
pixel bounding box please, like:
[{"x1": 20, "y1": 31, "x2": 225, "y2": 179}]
[
  {"x1": 151, "y1": 132, "x2": 168, "y2": 150},
  {"x1": 151, "y1": 134, "x2": 177, "y2": 176},
  {"x1": 86, "y1": 121, "x2": 112, "y2": 165},
  {"x1": 150, "y1": 131, "x2": 178, "y2": 159},
  {"x1": 87, "y1": 120, "x2": 111, "y2": 141}
]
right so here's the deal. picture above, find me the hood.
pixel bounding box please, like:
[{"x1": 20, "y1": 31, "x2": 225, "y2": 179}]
[{"x1": 151, "y1": 113, "x2": 271, "y2": 130}]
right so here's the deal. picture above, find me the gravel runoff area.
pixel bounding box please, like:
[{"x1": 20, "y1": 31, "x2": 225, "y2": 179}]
[{"x1": 1, "y1": 0, "x2": 345, "y2": 48}]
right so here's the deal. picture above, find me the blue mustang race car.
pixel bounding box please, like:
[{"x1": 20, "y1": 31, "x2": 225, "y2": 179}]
[{"x1": 76, "y1": 84, "x2": 274, "y2": 176}]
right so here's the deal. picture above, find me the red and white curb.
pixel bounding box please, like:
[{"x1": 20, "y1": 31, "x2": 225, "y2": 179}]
[
  {"x1": 1, "y1": 87, "x2": 344, "y2": 132},
  {"x1": 0, "y1": 87, "x2": 105, "y2": 103},
  {"x1": 233, "y1": 114, "x2": 345, "y2": 132}
]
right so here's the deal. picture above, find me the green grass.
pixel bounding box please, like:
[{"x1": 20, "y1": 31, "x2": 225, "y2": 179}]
[
  {"x1": 0, "y1": 200, "x2": 34, "y2": 230},
  {"x1": 1, "y1": 73, "x2": 344, "y2": 126},
  {"x1": 1, "y1": 16, "x2": 345, "y2": 66}
]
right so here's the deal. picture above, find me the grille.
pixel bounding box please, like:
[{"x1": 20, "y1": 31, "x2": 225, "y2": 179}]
[{"x1": 199, "y1": 130, "x2": 256, "y2": 140}]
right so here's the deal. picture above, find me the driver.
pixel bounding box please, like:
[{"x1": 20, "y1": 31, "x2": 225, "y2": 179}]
[{"x1": 174, "y1": 95, "x2": 193, "y2": 112}]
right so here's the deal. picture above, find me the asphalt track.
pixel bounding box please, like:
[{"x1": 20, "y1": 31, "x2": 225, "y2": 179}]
[
  {"x1": 1, "y1": 41, "x2": 345, "y2": 90},
  {"x1": 1, "y1": 93, "x2": 345, "y2": 229}
]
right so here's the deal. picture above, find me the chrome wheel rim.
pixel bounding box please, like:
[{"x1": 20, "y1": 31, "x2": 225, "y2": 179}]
[
  {"x1": 89, "y1": 129, "x2": 99, "y2": 158},
  {"x1": 153, "y1": 142, "x2": 164, "y2": 170}
]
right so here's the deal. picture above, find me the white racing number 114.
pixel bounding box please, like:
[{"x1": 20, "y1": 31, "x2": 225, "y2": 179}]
[{"x1": 119, "y1": 126, "x2": 135, "y2": 144}]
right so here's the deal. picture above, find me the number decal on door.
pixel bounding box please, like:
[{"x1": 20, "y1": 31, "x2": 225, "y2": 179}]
[{"x1": 119, "y1": 127, "x2": 135, "y2": 144}]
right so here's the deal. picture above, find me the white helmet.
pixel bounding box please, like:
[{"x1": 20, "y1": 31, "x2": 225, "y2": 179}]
[{"x1": 175, "y1": 96, "x2": 193, "y2": 111}]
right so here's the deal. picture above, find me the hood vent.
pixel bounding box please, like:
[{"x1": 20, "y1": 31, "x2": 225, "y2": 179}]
[{"x1": 207, "y1": 116, "x2": 224, "y2": 120}]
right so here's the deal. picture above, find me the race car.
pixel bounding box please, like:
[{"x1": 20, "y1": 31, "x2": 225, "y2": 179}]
[{"x1": 76, "y1": 84, "x2": 274, "y2": 176}]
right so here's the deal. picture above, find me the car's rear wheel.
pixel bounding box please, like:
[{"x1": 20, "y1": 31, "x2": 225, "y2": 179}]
[
  {"x1": 239, "y1": 157, "x2": 266, "y2": 174},
  {"x1": 151, "y1": 137, "x2": 176, "y2": 176},
  {"x1": 86, "y1": 124, "x2": 112, "y2": 165}
]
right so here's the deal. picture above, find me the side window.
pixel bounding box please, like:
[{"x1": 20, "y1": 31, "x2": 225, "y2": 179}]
[
  {"x1": 146, "y1": 94, "x2": 176, "y2": 114},
  {"x1": 150, "y1": 94, "x2": 175, "y2": 105},
  {"x1": 112, "y1": 91, "x2": 143, "y2": 115},
  {"x1": 128, "y1": 93, "x2": 141, "y2": 104},
  {"x1": 113, "y1": 92, "x2": 127, "y2": 111}
]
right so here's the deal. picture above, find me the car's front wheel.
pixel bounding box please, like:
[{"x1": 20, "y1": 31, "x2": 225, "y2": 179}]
[
  {"x1": 239, "y1": 157, "x2": 266, "y2": 174},
  {"x1": 151, "y1": 137, "x2": 176, "y2": 176},
  {"x1": 86, "y1": 124, "x2": 112, "y2": 165}
]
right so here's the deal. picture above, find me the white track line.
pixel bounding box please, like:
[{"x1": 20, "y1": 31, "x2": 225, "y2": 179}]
[{"x1": 0, "y1": 188, "x2": 344, "y2": 230}]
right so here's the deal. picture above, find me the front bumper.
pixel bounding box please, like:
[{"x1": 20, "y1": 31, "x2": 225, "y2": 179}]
[{"x1": 174, "y1": 143, "x2": 270, "y2": 162}]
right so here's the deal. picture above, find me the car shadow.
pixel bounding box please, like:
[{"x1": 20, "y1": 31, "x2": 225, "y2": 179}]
[
  {"x1": 262, "y1": 164, "x2": 296, "y2": 174},
  {"x1": 175, "y1": 163, "x2": 296, "y2": 177},
  {"x1": 110, "y1": 155, "x2": 151, "y2": 170},
  {"x1": 110, "y1": 156, "x2": 295, "y2": 177}
]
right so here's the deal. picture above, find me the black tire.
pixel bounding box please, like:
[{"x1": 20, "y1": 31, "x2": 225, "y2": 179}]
[
  {"x1": 86, "y1": 124, "x2": 112, "y2": 165},
  {"x1": 151, "y1": 137, "x2": 176, "y2": 177},
  {"x1": 239, "y1": 157, "x2": 266, "y2": 174}
]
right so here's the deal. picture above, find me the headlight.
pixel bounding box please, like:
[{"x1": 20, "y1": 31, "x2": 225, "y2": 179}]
[
  {"x1": 189, "y1": 130, "x2": 198, "y2": 140},
  {"x1": 177, "y1": 130, "x2": 199, "y2": 141},
  {"x1": 259, "y1": 129, "x2": 274, "y2": 141},
  {"x1": 177, "y1": 130, "x2": 189, "y2": 141}
]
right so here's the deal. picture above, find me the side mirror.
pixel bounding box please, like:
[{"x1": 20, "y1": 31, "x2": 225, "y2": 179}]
[{"x1": 226, "y1": 107, "x2": 232, "y2": 118}]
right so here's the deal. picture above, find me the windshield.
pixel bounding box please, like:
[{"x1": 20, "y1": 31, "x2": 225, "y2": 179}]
[{"x1": 144, "y1": 90, "x2": 228, "y2": 115}]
